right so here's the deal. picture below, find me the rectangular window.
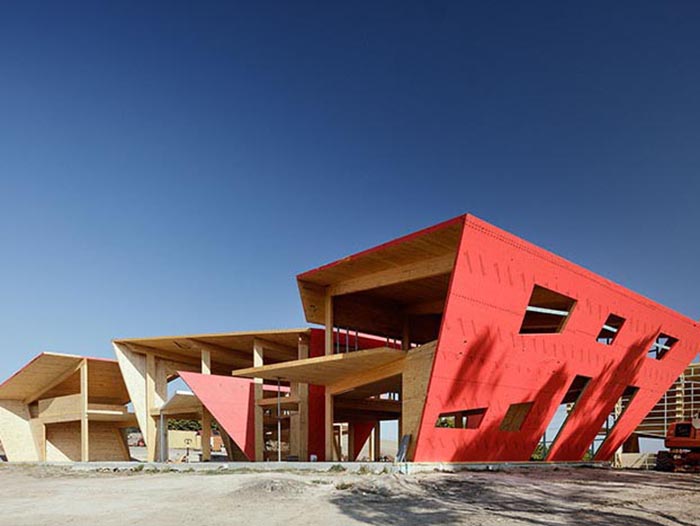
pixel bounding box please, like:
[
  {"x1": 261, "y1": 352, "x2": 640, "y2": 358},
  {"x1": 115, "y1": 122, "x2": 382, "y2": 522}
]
[
  {"x1": 435, "y1": 408, "x2": 487, "y2": 429},
  {"x1": 519, "y1": 285, "x2": 576, "y2": 334},
  {"x1": 648, "y1": 333, "x2": 678, "y2": 360},
  {"x1": 500, "y1": 402, "x2": 534, "y2": 432},
  {"x1": 596, "y1": 314, "x2": 625, "y2": 345}
]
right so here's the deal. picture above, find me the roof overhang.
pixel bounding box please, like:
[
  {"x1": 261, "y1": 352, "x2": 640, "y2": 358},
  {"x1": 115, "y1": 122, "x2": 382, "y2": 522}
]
[
  {"x1": 297, "y1": 215, "x2": 466, "y2": 341},
  {"x1": 232, "y1": 347, "x2": 406, "y2": 395},
  {"x1": 0, "y1": 353, "x2": 127, "y2": 404},
  {"x1": 113, "y1": 328, "x2": 310, "y2": 371}
]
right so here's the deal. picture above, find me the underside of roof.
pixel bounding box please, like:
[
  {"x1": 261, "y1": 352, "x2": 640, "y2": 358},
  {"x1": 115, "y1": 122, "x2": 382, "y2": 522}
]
[
  {"x1": 0, "y1": 353, "x2": 129, "y2": 405},
  {"x1": 113, "y1": 328, "x2": 310, "y2": 370},
  {"x1": 297, "y1": 215, "x2": 466, "y2": 341}
]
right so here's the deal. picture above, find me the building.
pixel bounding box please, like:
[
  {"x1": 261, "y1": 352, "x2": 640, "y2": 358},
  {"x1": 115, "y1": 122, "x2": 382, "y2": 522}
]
[
  {"x1": 235, "y1": 214, "x2": 700, "y2": 462},
  {"x1": 2, "y1": 214, "x2": 699, "y2": 464},
  {"x1": 0, "y1": 353, "x2": 135, "y2": 461}
]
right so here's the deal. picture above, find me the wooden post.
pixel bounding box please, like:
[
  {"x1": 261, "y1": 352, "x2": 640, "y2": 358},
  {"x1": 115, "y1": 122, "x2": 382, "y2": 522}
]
[
  {"x1": 40, "y1": 423, "x2": 47, "y2": 462},
  {"x1": 253, "y1": 339, "x2": 264, "y2": 461},
  {"x1": 201, "y1": 408, "x2": 212, "y2": 462},
  {"x1": 325, "y1": 393, "x2": 334, "y2": 461},
  {"x1": 324, "y1": 289, "x2": 333, "y2": 356},
  {"x1": 200, "y1": 349, "x2": 212, "y2": 461},
  {"x1": 290, "y1": 333, "x2": 310, "y2": 460},
  {"x1": 201, "y1": 349, "x2": 211, "y2": 376},
  {"x1": 402, "y1": 318, "x2": 411, "y2": 351},
  {"x1": 324, "y1": 289, "x2": 334, "y2": 460},
  {"x1": 373, "y1": 422, "x2": 381, "y2": 461},
  {"x1": 146, "y1": 353, "x2": 157, "y2": 462},
  {"x1": 80, "y1": 359, "x2": 89, "y2": 462}
]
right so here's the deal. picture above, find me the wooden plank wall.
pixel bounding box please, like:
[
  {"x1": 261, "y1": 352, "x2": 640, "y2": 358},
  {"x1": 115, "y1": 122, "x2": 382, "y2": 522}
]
[
  {"x1": 401, "y1": 341, "x2": 437, "y2": 461},
  {"x1": 0, "y1": 400, "x2": 40, "y2": 461}
]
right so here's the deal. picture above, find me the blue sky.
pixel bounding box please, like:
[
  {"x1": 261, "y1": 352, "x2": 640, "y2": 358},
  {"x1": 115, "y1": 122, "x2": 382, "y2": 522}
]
[{"x1": 1, "y1": 1, "x2": 700, "y2": 383}]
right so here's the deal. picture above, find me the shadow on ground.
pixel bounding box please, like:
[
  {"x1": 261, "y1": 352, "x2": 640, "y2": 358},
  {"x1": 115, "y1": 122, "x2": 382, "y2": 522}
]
[{"x1": 330, "y1": 468, "x2": 700, "y2": 525}]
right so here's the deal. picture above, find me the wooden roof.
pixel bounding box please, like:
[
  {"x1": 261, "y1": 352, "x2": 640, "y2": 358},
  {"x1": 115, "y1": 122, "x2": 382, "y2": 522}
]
[
  {"x1": 114, "y1": 328, "x2": 309, "y2": 370},
  {"x1": 0, "y1": 353, "x2": 129, "y2": 405},
  {"x1": 158, "y1": 391, "x2": 202, "y2": 418},
  {"x1": 232, "y1": 347, "x2": 406, "y2": 386},
  {"x1": 297, "y1": 216, "x2": 465, "y2": 341}
]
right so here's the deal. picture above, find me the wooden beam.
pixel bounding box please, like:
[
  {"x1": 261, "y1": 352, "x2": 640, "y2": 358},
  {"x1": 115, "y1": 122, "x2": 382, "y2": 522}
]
[
  {"x1": 23, "y1": 360, "x2": 82, "y2": 405},
  {"x1": 327, "y1": 358, "x2": 405, "y2": 396},
  {"x1": 257, "y1": 396, "x2": 300, "y2": 409},
  {"x1": 80, "y1": 359, "x2": 89, "y2": 462},
  {"x1": 333, "y1": 398, "x2": 401, "y2": 414},
  {"x1": 328, "y1": 253, "x2": 455, "y2": 297},
  {"x1": 255, "y1": 337, "x2": 297, "y2": 357},
  {"x1": 253, "y1": 339, "x2": 264, "y2": 462},
  {"x1": 403, "y1": 299, "x2": 445, "y2": 316},
  {"x1": 124, "y1": 342, "x2": 201, "y2": 368},
  {"x1": 183, "y1": 338, "x2": 253, "y2": 368}
]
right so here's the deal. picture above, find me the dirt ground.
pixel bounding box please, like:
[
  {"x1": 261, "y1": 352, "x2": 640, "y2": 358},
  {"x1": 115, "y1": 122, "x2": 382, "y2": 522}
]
[{"x1": 0, "y1": 464, "x2": 698, "y2": 525}]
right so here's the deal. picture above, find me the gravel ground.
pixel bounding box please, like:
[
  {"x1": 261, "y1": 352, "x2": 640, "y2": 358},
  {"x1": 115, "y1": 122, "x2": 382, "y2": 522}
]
[{"x1": 0, "y1": 463, "x2": 697, "y2": 525}]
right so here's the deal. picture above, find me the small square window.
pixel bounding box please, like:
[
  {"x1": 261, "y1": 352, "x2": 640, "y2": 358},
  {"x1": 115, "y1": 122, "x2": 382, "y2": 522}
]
[
  {"x1": 435, "y1": 408, "x2": 487, "y2": 429},
  {"x1": 500, "y1": 402, "x2": 534, "y2": 432},
  {"x1": 519, "y1": 286, "x2": 576, "y2": 334},
  {"x1": 597, "y1": 314, "x2": 625, "y2": 345},
  {"x1": 648, "y1": 334, "x2": 678, "y2": 360}
]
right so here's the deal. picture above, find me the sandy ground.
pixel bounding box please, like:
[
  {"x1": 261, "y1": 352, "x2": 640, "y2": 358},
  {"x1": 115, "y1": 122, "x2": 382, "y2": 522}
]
[{"x1": 0, "y1": 464, "x2": 698, "y2": 525}]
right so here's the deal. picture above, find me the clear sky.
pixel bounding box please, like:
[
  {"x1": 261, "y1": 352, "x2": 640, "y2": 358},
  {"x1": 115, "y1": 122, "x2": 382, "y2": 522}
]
[{"x1": 1, "y1": 1, "x2": 699, "y2": 383}]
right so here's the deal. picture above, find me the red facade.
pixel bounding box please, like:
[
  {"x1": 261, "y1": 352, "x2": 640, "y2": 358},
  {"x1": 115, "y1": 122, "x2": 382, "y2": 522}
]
[{"x1": 413, "y1": 215, "x2": 700, "y2": 462}]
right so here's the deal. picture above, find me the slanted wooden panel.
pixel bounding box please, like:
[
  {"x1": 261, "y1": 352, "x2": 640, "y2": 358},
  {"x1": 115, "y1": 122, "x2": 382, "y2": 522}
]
[
  {"x1": 0, "y1": 353, "x2": 84, "y2": 402},
  {"x1": 232, "y1": 347, "x2": 407, "y2": 386},
  {"x1": 0, "y1": 354, "x2": 129, "y2": 405},
  {"x1": 87, "y1": 359, "x2": 130, "y2": 405},
  {"x1": 113, "y1": 343, "x2": 148, "y2": 441},
  {"x1": 0, "y1": 400, "x2": 40, "y2": 461},
  {"x1": 401, "y1": 341, "x2": 437, "y2": 461}
]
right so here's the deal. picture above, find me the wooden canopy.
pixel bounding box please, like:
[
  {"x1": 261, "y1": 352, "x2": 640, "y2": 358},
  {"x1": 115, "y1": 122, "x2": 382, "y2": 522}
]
[
  {"x1": 157, "y1": 391, "x2": 202, "y2": 419},
  {"x1": 297, "y1": 216, "x2": 464, "y2": 342},
  {"x1": 114, "y1": 328, "x2": 309, "y2": 371},
  {"x1": 232, "y1": 347, "x2": 406, "y2": 389},
  {"x1": 0, "y1": 353, "x2": 130, "y2": 405}
]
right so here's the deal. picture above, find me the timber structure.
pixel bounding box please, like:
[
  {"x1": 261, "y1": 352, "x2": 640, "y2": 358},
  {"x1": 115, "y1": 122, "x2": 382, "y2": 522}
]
[{"x1": 1, "y1": 214, "x2": 700, "y2": 464}]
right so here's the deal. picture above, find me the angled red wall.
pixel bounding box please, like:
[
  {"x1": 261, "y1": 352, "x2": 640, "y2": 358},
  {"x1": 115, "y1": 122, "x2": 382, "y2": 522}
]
[
  {"x1": 179, "y1": 372, "x2": 256, "y2": 460},
  {"x1": 413, "y1": 215, "x2": 700, "y2": 462}
]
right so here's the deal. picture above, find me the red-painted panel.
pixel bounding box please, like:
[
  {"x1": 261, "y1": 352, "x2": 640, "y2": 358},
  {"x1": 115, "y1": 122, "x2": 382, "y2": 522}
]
[
  {"x1": 179, "y1": 372, "x2": 255, "y2": 461},
  {"x1": 307, "y1": 328, "x2": 395, "y2": 461},
  {"x1": 413, "y1": 215, "x2": 700, "y2": 462},
  {"x1": 351, "y1": 421, "x2": 375, "y2": 460}
]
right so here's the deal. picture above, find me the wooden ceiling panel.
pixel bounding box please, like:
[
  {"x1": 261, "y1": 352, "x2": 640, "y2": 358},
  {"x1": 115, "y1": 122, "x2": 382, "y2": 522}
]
[{"x1": 232, "y1": 347, "x2": 406, "y2": 385}]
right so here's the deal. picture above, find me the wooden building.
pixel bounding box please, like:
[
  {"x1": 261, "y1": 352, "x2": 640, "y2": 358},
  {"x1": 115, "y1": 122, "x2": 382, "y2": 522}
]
[{"x1": 0, "y1": 353, "x2": 135, "y2": 461}]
